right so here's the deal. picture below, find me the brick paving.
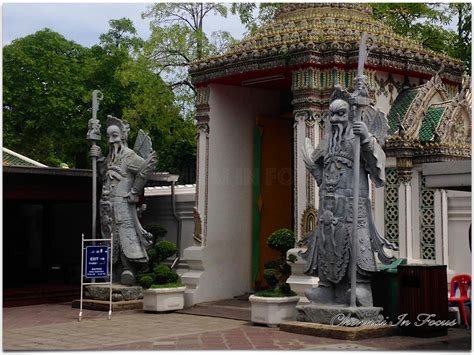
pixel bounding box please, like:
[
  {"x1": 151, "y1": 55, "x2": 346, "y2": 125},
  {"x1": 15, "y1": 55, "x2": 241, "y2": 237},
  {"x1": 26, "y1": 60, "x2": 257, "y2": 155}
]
[{"x1": 2, "y1": 303, "x2": 472, "y2": 351}]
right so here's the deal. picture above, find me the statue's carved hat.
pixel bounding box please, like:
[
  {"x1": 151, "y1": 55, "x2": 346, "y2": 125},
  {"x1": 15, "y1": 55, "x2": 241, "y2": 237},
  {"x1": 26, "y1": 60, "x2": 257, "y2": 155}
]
[
  {"x1": 107, "y1": 115, "x2": 130, "y2": 141},
  {"x1": 330, "y1": 85, "x2": 352, "y2": 103}
]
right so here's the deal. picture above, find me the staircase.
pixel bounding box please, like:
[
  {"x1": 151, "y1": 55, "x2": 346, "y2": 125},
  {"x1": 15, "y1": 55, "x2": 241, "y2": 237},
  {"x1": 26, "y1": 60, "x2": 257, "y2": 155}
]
[{"x1": 177, "y1": 296, "x2": 251, "y2": 321}]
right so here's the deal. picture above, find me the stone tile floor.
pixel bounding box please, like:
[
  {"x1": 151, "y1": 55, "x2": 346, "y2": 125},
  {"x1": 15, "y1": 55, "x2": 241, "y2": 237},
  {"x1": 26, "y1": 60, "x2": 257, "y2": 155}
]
[{"x1": 2, "y1": 303, "x2": 472, "y2": 351}]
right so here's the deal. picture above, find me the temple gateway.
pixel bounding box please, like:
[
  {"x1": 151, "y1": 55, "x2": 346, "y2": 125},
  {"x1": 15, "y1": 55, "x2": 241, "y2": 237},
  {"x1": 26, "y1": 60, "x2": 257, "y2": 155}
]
[{"x1": 179, "y1": 3, "x2": 471, "y2": 306}]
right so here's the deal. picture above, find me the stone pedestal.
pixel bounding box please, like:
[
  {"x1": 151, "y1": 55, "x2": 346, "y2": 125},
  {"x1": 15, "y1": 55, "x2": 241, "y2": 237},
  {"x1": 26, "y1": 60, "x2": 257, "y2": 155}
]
[
  {"x1": 297, "y1": 304, "x2": 384, "y2": 326},
  {"x1": 72, "y1": 284, "x2": 143, "y2": 312},
  {"x1": 84, "y1": 284, "x2": 143, "y2": 301},
  {"x1": 281, "y1": 304, "x2": 396, "y2": 340}
]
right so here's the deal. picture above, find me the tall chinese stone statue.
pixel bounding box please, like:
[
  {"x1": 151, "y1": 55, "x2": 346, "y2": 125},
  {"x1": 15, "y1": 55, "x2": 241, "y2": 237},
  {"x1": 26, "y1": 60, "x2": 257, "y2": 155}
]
[
  {"x1": 90, "y1": 115, "x2": 157, "y2": 286},
  {"x1": 302, "y1": 85, "x2": 396, "y2": 299},
  {"x1": 299, "y1": 82, "x2": 398, "y2": 323}
]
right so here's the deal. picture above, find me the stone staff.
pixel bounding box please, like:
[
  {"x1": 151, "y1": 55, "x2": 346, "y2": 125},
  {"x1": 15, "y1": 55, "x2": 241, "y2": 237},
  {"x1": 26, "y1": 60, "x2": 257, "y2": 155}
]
[
  {"x1": 349, "y1": 33, "x2": 371, "y2": 307},
  {"x1": 86, "y1": 90, "x2": 103, "y2": 239}
]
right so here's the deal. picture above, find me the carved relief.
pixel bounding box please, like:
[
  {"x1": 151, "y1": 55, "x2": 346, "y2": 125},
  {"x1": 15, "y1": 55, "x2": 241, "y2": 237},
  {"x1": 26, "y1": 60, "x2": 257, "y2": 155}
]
[
  {"x1": 300, "y1": 205, "x2": 318, "y2": 239},
  {"x1": 374, "y1": 73, "x2": 403, "y2": 105}
]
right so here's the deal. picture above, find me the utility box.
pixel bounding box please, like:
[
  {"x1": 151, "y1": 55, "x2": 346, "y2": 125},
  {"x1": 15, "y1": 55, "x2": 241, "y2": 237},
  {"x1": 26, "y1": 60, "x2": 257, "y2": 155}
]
[
  {"x1": 372, "y1": 258, "x2": 407, "y2": 323},
  {"x1": 398, "y1": 265, "x2": 449, "y2": 337}
]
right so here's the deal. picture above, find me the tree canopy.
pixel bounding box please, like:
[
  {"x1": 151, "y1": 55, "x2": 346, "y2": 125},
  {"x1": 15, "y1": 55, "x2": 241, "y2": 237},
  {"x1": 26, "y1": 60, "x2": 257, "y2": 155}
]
[
  {"x1": 142, "y1": 3, "x2": 235, "y2": 119},
  {"x1": 3, "y1": 21, "x2": 196, "y2": 182}
]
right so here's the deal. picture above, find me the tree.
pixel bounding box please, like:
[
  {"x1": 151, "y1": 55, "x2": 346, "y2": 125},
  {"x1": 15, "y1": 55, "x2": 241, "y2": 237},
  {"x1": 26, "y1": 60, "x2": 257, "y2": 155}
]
[
  {"x1": 230, "y1": 3, "x2": 281, "y2": 36},
  {"x1": 3, "y1": 29, "x2": 92, "y2": 167},
  {"x1": 449, "y1": 3, "x2": 472, "y2": 74},
  {"x1": 142, "y1": 3, "x2": 234, "y2": 119},
  {"x1": 371, "y1": 4, "x2": 452, "y2": 53},
  {"x1": 117, "y1": 55, "x2": 196, "y2": 182},
  {"x1": 3, "y1": 23, "x2": 197, "y2": 182}
]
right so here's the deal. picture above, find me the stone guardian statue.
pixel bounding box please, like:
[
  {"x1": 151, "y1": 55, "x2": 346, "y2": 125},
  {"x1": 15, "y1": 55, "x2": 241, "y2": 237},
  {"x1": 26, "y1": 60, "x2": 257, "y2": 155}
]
[
  {"x1": 90, "y1": 115, "x2": 157, "y2": 286},
  {"x1": 301, "y1": 87, "x2": 397, "y2": 311}
]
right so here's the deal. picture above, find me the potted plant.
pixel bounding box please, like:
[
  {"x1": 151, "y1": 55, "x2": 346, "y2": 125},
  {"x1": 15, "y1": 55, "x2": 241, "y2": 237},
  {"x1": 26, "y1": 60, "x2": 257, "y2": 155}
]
[
  {"x1": 249, "y1": 228, "x2": 300, "y2": 326},
  {"x1": 139, "y1": 239, "x2": 186, "y2": 312}
]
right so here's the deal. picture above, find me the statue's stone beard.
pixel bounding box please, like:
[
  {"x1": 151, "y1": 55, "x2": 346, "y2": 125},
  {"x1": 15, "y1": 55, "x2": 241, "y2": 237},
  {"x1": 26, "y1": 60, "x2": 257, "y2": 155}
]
[
  {"x1": 329, "y1": 123, "x2": 349, "y2": 153},
  {"x1": 109, "y1": 142, "x2": 124, "y2": 163}
]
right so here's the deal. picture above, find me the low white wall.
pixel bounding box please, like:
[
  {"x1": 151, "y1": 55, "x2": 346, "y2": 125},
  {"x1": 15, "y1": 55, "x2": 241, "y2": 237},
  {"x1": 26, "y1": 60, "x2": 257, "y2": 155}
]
[
  {"x1": 447, "y1": 190, "x2": 471, "y2": 278},
  {"x1": 184, "y1": 84, "x2": 280, "y2": 304},
  {"x1": 143, "y1": 185, "x2": 196, "y2": 257}
]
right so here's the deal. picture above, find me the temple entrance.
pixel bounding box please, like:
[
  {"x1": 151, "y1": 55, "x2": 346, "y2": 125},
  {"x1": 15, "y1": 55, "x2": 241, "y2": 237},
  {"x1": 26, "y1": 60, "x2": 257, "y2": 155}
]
[{"x1": 252, "y1": 115, "x2": 293, "y2": 289}]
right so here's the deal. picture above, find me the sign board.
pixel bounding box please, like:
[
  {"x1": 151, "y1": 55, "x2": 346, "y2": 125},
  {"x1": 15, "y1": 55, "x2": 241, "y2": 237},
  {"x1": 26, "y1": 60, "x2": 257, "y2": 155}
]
[{"x1": 84, "y1": 245, "x2": 109, "y2": 278}]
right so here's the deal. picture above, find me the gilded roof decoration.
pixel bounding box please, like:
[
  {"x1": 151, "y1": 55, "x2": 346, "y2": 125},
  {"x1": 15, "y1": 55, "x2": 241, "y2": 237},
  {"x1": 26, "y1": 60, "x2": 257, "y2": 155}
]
[{"x1": 190, "y1": 3, "x2": 463, "y2": 85}]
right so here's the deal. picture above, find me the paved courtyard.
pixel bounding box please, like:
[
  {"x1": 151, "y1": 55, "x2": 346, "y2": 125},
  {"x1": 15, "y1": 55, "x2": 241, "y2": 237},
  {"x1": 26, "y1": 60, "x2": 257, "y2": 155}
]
[{"x1": 2, "y1": 303, "x2": 472, "y2": 351}]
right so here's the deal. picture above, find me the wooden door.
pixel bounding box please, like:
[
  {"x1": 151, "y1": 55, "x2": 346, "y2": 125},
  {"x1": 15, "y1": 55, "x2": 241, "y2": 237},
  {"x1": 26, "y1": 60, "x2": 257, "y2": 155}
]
[{"x1": 252, "y1": 116, "x2": 293, "y2": 289}]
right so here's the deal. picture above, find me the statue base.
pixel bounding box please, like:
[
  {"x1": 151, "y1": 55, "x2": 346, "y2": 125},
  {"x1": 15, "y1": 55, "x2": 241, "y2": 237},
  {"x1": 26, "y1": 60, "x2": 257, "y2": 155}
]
[
  {"x1": 282, "y1": 304, "x2": 395, "y2": 340},
  {"x1": 71, "y1": 284, "x2": 144, "y2": 312},
  {"x1": 280, "y1": 321, "x2": 397, "y2": 340},
  {"x1": 296, "y1": 303, "x2": 384, "y2": 326},
  {"x1": 72, "y1": 299, "x2": 143, "y2": 312},
  {"x1": 83, "y1": 284, "x2": 143, "y2": 302}
]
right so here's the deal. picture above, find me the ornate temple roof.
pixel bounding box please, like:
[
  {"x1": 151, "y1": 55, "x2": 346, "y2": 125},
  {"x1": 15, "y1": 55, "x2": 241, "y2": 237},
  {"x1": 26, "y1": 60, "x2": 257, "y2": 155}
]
[
  {"x1": 385, "y1": 74, "x2": 471, "y2": 162},
  {"x1": 190, "y1": 3, "x2": 464, "y2": 86}
]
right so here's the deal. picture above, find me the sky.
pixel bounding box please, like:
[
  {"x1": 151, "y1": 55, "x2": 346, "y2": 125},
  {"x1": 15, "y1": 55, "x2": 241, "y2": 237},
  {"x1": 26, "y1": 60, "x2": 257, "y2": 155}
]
[{"x1": 2, "y1": 2, "x2": 248, "y2": 47}]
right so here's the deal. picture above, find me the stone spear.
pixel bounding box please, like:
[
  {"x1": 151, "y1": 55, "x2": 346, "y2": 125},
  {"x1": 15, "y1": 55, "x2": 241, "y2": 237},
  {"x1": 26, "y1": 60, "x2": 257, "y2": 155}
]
[
  {"x1": 86, "y1": 90, "x2": 103, "y2": 240},
  {"x1": 349, "y1": 33, "x2": 371, "y2": 308}
]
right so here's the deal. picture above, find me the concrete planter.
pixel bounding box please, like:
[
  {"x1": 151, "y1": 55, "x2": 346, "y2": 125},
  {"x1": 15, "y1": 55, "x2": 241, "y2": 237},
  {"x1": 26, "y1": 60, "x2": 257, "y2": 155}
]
[
  {"x1": 143, "y1": 286, "x2": 186, "y2": 312},
  {"x1": 249, "y1": 295, "x2": 300, "y2": 326}
]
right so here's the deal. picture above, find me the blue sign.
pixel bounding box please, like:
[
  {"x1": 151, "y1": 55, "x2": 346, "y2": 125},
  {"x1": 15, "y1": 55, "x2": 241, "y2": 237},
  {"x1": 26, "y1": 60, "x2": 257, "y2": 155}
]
[{"x1": 84, "y1": 245, "x2": 109, "y2": 278}]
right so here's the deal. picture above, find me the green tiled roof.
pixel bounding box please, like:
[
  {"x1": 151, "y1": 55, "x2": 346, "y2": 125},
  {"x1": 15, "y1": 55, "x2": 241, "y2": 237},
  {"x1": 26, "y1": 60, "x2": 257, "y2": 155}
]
[
  {"x1": 419, "y1": 106, "x2": 447, "y2": 142},
  {"x1": 2, "y1": 148, "x2": 47, "y2": 167},
  {"x1": 387, "y1": 88, "x2": 420, "y2": 134}
]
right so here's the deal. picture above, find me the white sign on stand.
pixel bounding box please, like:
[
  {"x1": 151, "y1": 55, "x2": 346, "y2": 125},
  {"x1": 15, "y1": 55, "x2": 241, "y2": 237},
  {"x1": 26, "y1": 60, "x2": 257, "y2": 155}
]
[{"x1": 78, "y1": 233, "x2": 113, "y2": 321}]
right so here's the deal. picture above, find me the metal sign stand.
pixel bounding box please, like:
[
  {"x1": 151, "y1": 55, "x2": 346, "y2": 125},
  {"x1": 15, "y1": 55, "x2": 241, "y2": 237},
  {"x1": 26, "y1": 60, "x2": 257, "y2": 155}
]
[{"x1": 78, "y1": 233, "x2": 114, "y2": 321}]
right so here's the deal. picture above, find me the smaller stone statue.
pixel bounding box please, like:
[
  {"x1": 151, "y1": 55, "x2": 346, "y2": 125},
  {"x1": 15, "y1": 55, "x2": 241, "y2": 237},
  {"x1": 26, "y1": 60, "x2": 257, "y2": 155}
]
[{"x1": 90, "y1": 115, "x2": 157, "y2": 285}]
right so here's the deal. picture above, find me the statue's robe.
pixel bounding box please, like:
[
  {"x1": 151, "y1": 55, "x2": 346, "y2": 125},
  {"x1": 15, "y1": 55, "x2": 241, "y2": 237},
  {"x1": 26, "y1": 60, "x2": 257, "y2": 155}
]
[
  {"x1": 303, "y1": 134, "x2": 394, "y2": 284},
  {"x1": 98, "y1": 147, "x2": 148, "y2": 264}
]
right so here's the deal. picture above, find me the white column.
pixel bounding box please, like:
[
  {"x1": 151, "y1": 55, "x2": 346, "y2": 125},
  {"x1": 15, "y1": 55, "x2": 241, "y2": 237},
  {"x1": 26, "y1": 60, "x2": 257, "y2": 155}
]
[
  {"x1": 434, "y1": 189, "x2": 449, "y2": 265},
  {"x1": 398, "y1": 181, "x2": 413, "y2": 261},
  {"x1": 293, "y1": 112, "x2": 307, "y2": 239},
  {"x1": 411, "y1": 169, "x2": 421, "y2": 259},
  {"x1": 194, "y1": 86, "x2": 210, "y2": 245}
]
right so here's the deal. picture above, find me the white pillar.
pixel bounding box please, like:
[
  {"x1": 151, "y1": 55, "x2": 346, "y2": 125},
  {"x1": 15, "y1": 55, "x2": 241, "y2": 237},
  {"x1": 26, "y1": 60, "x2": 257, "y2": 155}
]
[
  {"x1": 434, "y1": 189, "x2": 449, "y2": 265},
  {"x1": 398, "y1": 181, "x2": 413, "y2": 261},
  {"x1": 293, "y1": 111, "x2": 307, "y2": 239},
  {"x1": 194, "y1": 87, "x2": 210, "y2": 246}
]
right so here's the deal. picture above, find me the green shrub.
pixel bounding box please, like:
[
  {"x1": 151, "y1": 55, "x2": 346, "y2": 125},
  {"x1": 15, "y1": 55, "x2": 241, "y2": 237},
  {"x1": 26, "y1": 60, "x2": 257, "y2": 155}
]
[
  {"x1": 279, "y1": 283, "x2": 292, "y2": 296},
  {"x1": 138, "y1": 274, "x2": 154, "y2": 289},
  {"x1": 153, "y1": 264, "x2": 179, "y2": 284},
  {"x1": 267, "y1": 228, "x2": 295, "y2": 253},
  {"x1": 147, "y1": 248, "x2": 157, "y2": 259},
  {"x1": 264, "y1": 260, "x2": 279, "y2": 269},
  {"x1": 145, "y1": 223, "x2": 167, "y2": 241},
  {"x1": 259, "y1": 228, "x2": 296, "y2": 296},
  {"x1": 155, "y1": 240, "x2": 177, "y2": 261},
  {"x1": 141, "y1": 237, "x2": 181, "y2": 289},
  {"x1": 263, "y1": 268, "x2": 278, "y2": 288}
]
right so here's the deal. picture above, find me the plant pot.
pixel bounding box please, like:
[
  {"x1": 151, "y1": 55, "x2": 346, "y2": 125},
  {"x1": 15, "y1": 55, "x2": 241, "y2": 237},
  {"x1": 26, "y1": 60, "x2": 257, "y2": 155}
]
[
  {"x1": 143, "y1": 286, "x2": 186, "y2": 312},
  {"x1": 249, "y1": 295, "x2": 300, "y2": 326}
]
